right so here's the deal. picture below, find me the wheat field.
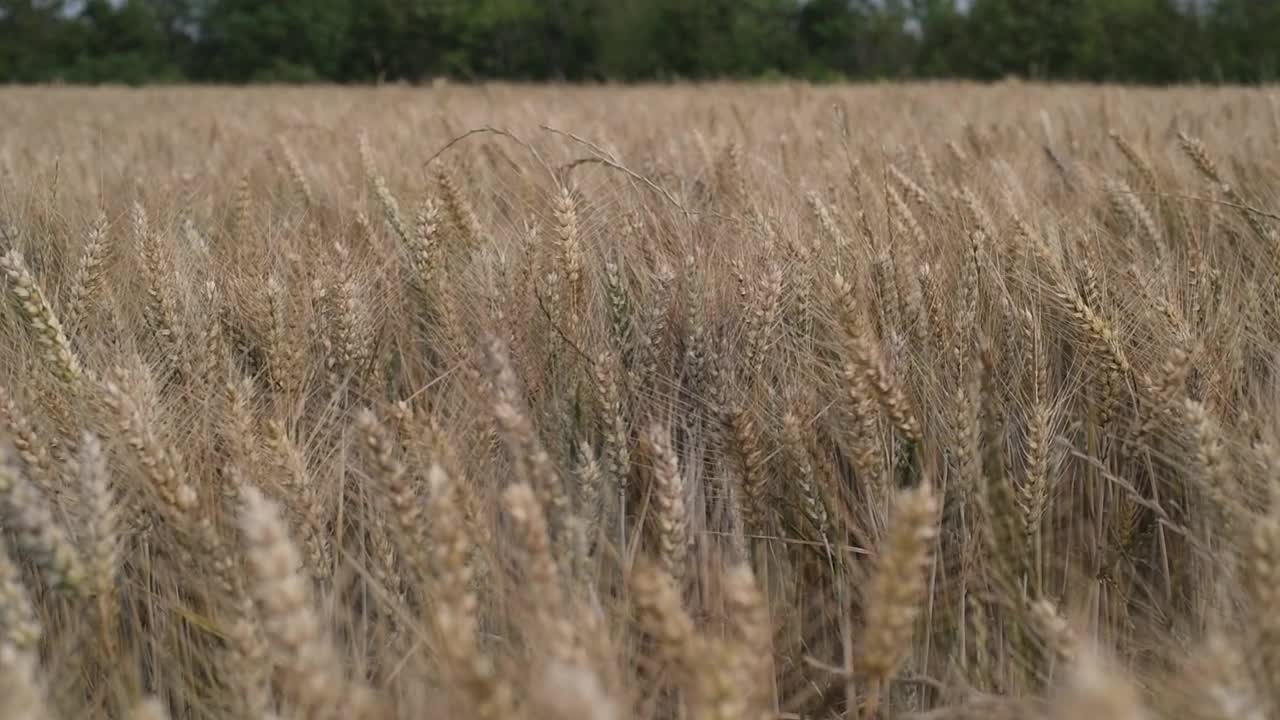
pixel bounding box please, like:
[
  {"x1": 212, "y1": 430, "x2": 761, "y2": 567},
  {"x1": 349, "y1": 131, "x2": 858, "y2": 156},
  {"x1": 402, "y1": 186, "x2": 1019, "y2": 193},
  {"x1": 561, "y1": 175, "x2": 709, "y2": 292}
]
[{"x1": 1, "y1": 82, "x2": 1278, "y2": 719}]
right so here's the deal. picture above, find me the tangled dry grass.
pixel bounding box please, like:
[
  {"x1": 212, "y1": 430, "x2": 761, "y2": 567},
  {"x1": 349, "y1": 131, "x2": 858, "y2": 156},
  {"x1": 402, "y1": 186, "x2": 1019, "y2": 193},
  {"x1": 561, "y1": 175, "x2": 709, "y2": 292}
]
[{"x1": 1, "y1": 81, "x2": 1279, "y2": 719}]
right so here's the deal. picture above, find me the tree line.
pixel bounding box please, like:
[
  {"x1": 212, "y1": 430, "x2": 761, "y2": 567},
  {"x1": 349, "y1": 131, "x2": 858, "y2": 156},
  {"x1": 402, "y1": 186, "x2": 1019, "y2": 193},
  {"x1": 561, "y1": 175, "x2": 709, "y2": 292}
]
[{"x1": 1, "y1": 0, "x2": 1277, "y2": 85}]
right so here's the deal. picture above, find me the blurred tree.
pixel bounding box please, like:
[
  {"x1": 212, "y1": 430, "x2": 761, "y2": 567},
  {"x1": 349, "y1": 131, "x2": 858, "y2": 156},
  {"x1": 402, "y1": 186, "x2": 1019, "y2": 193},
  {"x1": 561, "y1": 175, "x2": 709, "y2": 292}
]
[
  {"x1": 542, "y1": 0, "x2": 604, "y2": 80},
  {"x1": 142, "y1": 0, "x2": 201, "y2": 56},
  {"x1": 947, "y1": 0, "x2": 1090, "y2": 79},
  {"x1": 1074, "y1": 0, "x2": 1204, "y2": 83},
  {"x1": 796, "y1": 0, "x2": 863, "y2": 77},
  {"x1": 195, "y1": 0, "x2": 352, "y2": 81},
  {"x1": 855, "y1": 0, "x2": 920, "y2": 77},
  {"x1": 0, "y1": 0, "x2": 1271, "y2": 85},
  {"x1": 67, "y1": 0, "x2": 184, "y2": 84},
  {"x1": 912, "y1": 0, "x2": 966, "y2": 76},
  {"x1": 0, "y1": 0, "x2": 74, "y2": 81},
  {"x1": 342, "y1": 0, "x2": 444, "y2": 81},
  {"x1": 1207, "y1": 0, "x2": 1280, "y2": 81}
]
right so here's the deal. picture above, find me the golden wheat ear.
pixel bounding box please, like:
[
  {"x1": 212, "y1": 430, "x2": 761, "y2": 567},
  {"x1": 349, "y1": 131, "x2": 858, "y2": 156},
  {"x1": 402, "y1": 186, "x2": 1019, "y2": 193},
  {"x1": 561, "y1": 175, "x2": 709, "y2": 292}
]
[
  {"x1": 424, "y1": 462, "x2": 515, "y2": 720},
  {"x1": 1051, "y1": 644, "x2": 1148, "y2": 720},
  {"x1": 0, "y1": 534, "x2": 41, "y2": 653},
  {"x1": 0, "y1": 645, "x2": 54, "y2": 720},
  {"x1": 1, "y1": 249, "x2": 84, "y2": 387},
  {"x1": 74, "y1": 432, "x2": 121, "y2": 632},
  {"x1": 0, "y1": 445, "x2": 86, "y2": 594},
  {"x1": 238, "y1": 484, "x2": 379, "y2": 720},
  {"x1": 857, "y1": 480, "x2": 938, "y2": 719},
  {"x1": 503, "y1": 482, "x2": 580, "y2": 663},
  {"x1": 64, "y1": 213, "x2": 111, "y2": 336},
  {"x1": 643, "y1": 422, "x2": 689, "y2": 585}
]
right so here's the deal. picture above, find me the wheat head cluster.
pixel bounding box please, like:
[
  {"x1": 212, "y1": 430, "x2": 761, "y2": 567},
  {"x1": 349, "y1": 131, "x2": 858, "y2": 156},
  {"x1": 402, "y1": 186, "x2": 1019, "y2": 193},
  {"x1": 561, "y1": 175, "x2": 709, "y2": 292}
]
[{"x1": 0, "y1": 82, "x2": 1278, "y2": 720}]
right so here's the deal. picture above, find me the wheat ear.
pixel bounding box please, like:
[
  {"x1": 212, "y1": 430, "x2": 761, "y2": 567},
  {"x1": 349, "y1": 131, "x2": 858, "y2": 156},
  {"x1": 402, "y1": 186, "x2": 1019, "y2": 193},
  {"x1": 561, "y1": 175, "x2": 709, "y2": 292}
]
[
  {"x1": 858, "y1": 481, "x2": 938, "y2": 718},
  {"x1": 239, "y1": 485, "x2": 375, "y2": 720},
  {"x1": 0, "y1": 249, "x2": 83, "y2": 386},
  {"x1": 645, "y1": 423, "x2": 689, "y2": 584},
  {"x1": 0, "y1": 445, "x2": 85, "y2": 593},
  {"x1": 0, "y1": 537, "x2": 40, "y2": 653}
]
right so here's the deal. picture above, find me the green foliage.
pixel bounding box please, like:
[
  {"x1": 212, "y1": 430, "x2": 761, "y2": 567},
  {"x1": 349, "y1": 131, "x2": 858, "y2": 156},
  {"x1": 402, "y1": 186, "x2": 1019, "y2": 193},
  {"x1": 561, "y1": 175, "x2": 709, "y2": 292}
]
[
  {"x1": 0, "y1": 0, "x2": 1274, "y2": 84},
  {"x1": 0, "y1": 0, "x2": 77, "y2": 82},
  {"x1": 1074, "y1": 0, "x2": 1201, "y2": 82},
  {"x1": 197, "y1": 0, "x2": 353, "y2": 81},
  {"x1": 1207, "y1": 0, "x2": 1280, "y2": 82}
]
